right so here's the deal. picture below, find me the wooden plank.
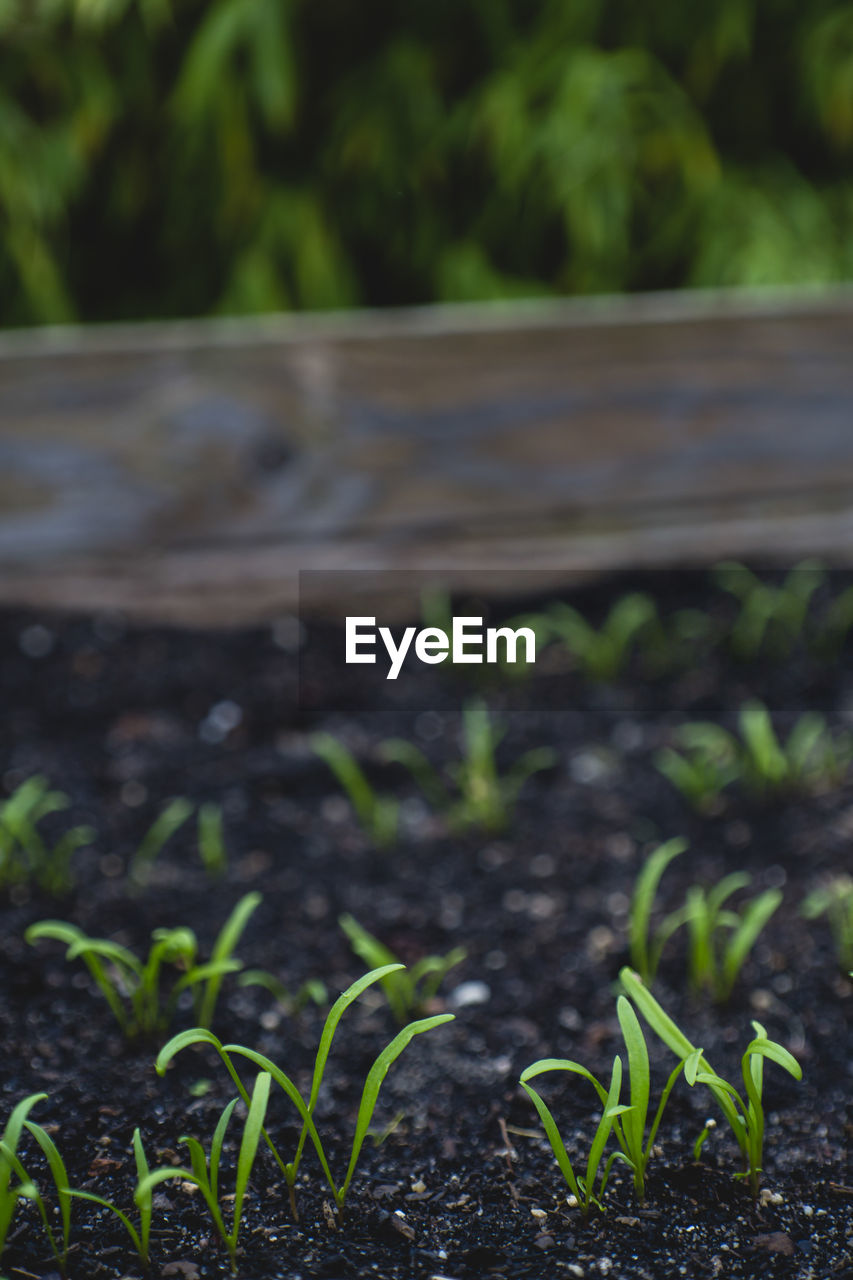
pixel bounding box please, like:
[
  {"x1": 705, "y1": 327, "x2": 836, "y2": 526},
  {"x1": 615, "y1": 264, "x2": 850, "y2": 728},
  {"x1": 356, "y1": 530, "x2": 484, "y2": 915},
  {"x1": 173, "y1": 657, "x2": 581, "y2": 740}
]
[{"x1": 2, "y1": 287, "x2": 853, "y2": 625}]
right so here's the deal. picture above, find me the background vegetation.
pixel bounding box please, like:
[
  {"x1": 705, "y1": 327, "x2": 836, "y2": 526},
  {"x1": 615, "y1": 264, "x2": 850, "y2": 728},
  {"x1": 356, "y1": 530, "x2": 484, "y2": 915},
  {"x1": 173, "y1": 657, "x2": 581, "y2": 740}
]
[{"x1": 3, "y1": 0, "x2": 853, "y2": 327}]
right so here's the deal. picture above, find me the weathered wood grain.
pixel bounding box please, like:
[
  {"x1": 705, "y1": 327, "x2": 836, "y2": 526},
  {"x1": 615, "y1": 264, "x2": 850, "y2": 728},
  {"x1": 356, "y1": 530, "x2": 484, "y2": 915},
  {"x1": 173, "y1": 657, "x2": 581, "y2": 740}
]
[{"x1": 2, "y1": 287, "x2": 853, "y2": 625}]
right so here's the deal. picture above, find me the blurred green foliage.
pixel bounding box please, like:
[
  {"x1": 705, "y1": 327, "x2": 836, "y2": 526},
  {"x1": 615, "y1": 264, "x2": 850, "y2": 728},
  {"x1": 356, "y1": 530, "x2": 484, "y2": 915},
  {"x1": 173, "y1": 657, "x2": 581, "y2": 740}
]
[{"x1": 3, "y1": 0, "x2": 853, "y2": 326}]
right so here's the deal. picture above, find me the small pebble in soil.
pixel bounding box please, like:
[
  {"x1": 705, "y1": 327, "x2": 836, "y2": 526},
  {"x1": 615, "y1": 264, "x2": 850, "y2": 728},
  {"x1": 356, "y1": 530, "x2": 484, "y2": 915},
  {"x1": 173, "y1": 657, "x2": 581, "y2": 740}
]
[
  {"x1": 570, "y1": 748, "x2": 616, "y2": 783},
  {"x1": 198, "y1": 698, "x2": 242, "y2": 743},
  {"x1": 449, "y1": 980, "x2": 490, "y2": 1008}
]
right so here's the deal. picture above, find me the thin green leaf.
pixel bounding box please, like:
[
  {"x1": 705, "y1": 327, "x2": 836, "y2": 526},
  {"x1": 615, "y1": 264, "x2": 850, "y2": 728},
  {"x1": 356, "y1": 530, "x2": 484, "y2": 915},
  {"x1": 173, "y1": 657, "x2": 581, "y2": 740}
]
[
  {"x1": 198, "y1": 891, "x2": 261, "y2": 1027},
  {"x1": 229, "y1": 1071, "x2": 271, "y2": 1248},
  {"x1": 340, "y1": 1013, "x2": 454, "y2": 1205},
  {"x1": 23, "y1": 1119, "x2": 70, "y2": 1259},
  {"x1": 64, "y1": 1189, "x2": 144, "y2": 1262},
  {"x1": 719, "y1": 889, "x2": 782, "y2": 999},
  {"x1": 210, "y1": 1098, "x2": 239, "y2": 1202},
  {"x1": 616, "y1": 996, "x2": 649, "y2": 1161},
  {"x1": 629, "y1": 838, "x2": 687, "y2": 980}
]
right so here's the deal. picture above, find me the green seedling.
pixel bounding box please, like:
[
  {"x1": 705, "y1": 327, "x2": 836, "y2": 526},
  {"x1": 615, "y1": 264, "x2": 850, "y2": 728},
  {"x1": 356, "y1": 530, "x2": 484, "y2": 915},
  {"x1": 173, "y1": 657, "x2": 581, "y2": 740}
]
[
  {"x1": 519, "y1": 1055, "x2": 629, "y2": 1218},
  {"x1": 543, "y1": 593, "x2": 661, "y2": 681},
  {"x1": 129, "y1": 797, "x2": 194, "y2": 886},
  {"x1": 237, "y1": 969, "x2": 328, "y2": 1014},
  {"x1": 714, "y1": 560, "x2": 825, "y2": 660},
  {"x1": 629, "y1": 844, "x2": 781, "y2": 1000},
  {"x1": 156, "y1": 965, "x2": 453, "y2": 1220},
  {"x1": 657, "y1": 701, "x2": 851, "y2": 809},
  {"x1": 802, "y1": 875, "x2": 853, "y2": 972},
  {"x1": 0, "y1": 775, "x2": 94, "y2": 895},
  {"x1": 685, "y1": 1022, "x2": 802, "y2": 1197},
  {"x1": 655, "y1": 722, "x2": 740, "y2": 812},
  {"x1": 339, "y1": 913, "x2": 465, "y2": 1023},
  {"x1": 738, "y1": 702, "x2": 851, "y2": 794},
  {"x1": 628, "y1": 838, "x2": 688, "y2": 983},
  {"x1": 311, "y1": 732, "x2": 398, "y2": 848},
  {"x1": 620, "y1": 968, "x2": 802, "y2": 1197},
  {"x1": 0, "y1": 1093, "x2": 71, "y2": 1269},
  {"x1": 382, "y1": 700, "x2": 554, "y2": 833},
  {"x1": 136, "y1": 1071, "x2": 271, "y2": 1273},
  {"x1": 197, "y1": 802, "x2": 228, "y2": 877},
  {"x1": 680, "y1": 877, "x2": 782, "y2": 1002},
  {"x1": 26, "y1": 891, "x2": 260, "y2": 1038},
  {"x1": 64, "y1": 1128, "x2": 155, "y2": 1267}
]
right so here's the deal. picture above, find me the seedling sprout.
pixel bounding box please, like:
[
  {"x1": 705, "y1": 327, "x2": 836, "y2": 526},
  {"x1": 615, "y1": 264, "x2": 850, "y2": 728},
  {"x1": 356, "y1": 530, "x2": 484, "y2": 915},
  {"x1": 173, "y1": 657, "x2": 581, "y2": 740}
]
[
  {"x1": 156, "y1": 965, "x2": 453, "y2": 1220},
  {"x1": 26, "y1": 892, "x2": 261, "y2": 1038}
]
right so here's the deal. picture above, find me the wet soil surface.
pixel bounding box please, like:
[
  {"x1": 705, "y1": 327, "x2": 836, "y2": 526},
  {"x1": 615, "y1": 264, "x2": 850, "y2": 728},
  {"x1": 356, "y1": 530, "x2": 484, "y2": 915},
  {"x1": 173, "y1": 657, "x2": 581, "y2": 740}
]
[{"x1": 0, "y1": 572, "x2": 851, "y2": 1280}]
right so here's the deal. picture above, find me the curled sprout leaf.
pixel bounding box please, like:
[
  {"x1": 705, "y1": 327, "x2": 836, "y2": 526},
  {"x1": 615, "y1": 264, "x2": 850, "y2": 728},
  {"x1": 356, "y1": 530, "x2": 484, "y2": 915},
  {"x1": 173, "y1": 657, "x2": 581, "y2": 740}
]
[{"x1": 520, "y1": 1056, "x2": 629, "y2": 1218}]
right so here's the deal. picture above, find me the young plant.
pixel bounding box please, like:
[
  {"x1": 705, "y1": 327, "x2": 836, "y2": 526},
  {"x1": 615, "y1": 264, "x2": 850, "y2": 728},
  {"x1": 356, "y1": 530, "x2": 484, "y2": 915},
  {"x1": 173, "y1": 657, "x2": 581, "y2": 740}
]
[
  {"x1": 620, "y1": 967, "x2": 802, "y2": 1197},
  {"x1": 519, "y1": 1055, "x2": 629, "y2": 1218},
  {"x1": 802, "y1": 875, "x2": 853, "y2": 972},
  {"x1": 129, "y1": 796, "x2": 194, "y2": 886},
  {"x1": 0, "y1": 775, "x2": 94, "y2": 895},
  {"x1": 542, "y1": 593, "x2": 661, "y2": 681},
  {"x1": 0, "y1": 1093, "x2": 71, "y2": 1270},
  {"x1": 629, "y1": 844, "x2": 781, "y2": 1000},
  {"x1": 680, "y1": 876, "x2": 782, "y2": 1002},
  {"x1": 311, "y1": 732, "x2": 398, "y2": 848},
  {"x1": 26, "y1": 891, "x2": 260, "y2": 1038},
  {"x1": 685, "y1": 1022, "x2": 803, "y2": 1198},
  {"x1": 339, "y1": 913, "x2": 465, "y2": 1023},
  {"x1": 628, "y1": 837, "x2": 688, "y2": 982},
  {"x1": 156, "y1": 965, "x2": 453, "y2": 1220},
  {"x1": 657, "y1": 701, "x2": 851, "y2": 808},
  {"x1": 382, "y1": 700, "x2": 554, "y2": 833},
  {"x1": 654, "y1": 722, "x2": 739, "y2": 812},
  {"x1": 64, "y1": 1128, "x2": 155, "y2": 1267},
  {"x1": 136, "y1": 1071, "x2": 271, "y2": 1274},
  {"x1": 714, "y1": 560, "x2": 825, "y2": 659},
  {"x1": 738, "y1": 702, "x2": 851, "y2": 795}
]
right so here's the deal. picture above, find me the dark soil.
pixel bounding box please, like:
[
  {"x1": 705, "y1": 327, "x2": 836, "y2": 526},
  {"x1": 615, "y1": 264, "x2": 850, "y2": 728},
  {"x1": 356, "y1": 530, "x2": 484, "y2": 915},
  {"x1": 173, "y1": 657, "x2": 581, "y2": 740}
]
[{"x1": 0, "y1": 572, "x2": 851, "y2": 1280}]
